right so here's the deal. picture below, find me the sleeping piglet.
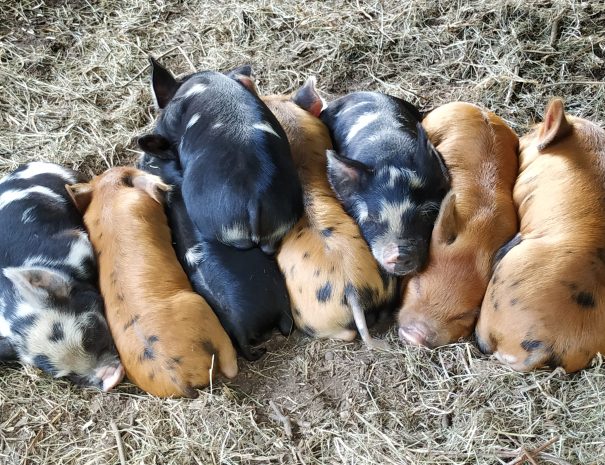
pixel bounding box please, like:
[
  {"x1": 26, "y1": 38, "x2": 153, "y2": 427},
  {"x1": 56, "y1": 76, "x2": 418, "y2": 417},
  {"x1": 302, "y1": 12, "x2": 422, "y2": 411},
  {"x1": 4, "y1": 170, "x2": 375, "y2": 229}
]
[
  {"x1": 398, "y1": 102, "x2": 519, "y2": 348},
  {"x1": 320, "y1": 91, "x2": 450, "y2": 277},
  {"x1": 138, "y1": 58, "x2": 303, "y2": 255},
  {"x1": 0, "y1": 162, "x2": 123, "y2": 391},
  {"x1": 476, "y1": 99, "x2": 605, "y2": 373},
  {"x1": 67, "y1": 167, "x2": 238, "y2": 397}
]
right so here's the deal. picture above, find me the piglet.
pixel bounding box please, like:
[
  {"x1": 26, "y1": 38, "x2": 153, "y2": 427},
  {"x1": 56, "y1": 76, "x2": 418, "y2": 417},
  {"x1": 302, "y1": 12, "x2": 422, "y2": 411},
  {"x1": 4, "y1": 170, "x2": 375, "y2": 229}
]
[
  {"x1": 476, "y1": 99, "x2": 605, "y2": 372},
  {"x1": 263, "y1": 79, "x2": 398, "y2": 349},
  {"x1": 398, "y1": 102, "x2": 519, "y2": 348},
  {"x1": 138, "y1": 57, "x2": 303, "y2": 255},
  {"x1": 320, "y1": 92, "x2": 450, "y2": 276},
  {"x1": 67, "y1": 167, "x2": 238, "y2": 397},
  {"x1": 137, "y1": 154, "x2": 293, "y2": 361},
  {"x1": 0, "y1": 162, "x2": 123, "y2": 391}
]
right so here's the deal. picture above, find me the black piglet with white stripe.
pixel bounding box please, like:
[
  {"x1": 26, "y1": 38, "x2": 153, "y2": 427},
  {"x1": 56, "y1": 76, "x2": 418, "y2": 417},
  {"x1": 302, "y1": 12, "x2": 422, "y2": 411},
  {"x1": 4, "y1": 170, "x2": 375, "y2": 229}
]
[
  {"x1": 320, "y1": 92, "x2": 450, "y2": 277},
  {"x1": 0, "y1": 162, "x2": 123, "y2": 390},
  {"x1": 139, "y1": 58, "x2": 304, "y2": 255}
]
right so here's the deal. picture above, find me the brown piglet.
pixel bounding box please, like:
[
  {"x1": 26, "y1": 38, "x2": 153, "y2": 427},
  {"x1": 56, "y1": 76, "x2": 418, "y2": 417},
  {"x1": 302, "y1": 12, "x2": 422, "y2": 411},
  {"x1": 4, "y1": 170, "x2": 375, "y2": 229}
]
[
  {"x1": 263, "y1": 79, "x2": 397, "y2": 349},
  {"x1": 66, "y1": 167, "x2": 238, "y2": 397},
  {"x1": 398, "y1": 102, "x2": 519, "y2": 348},
  {"x1": 476, "y1": 99, "x2": 605, "y2": 372}
]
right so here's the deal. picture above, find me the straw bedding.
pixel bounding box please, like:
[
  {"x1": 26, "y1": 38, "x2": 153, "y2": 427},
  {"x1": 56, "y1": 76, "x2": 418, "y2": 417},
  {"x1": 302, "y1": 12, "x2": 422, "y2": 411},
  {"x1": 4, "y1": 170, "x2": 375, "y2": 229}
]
[{"x1": 1, "y1": 0, "x2": 604, "y2": 463}]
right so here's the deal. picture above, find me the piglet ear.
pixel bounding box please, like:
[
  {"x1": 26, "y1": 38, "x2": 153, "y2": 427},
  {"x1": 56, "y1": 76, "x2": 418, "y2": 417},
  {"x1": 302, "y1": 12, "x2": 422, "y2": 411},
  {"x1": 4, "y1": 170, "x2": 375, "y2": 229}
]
[
  {"x1": 537, "y1": 98, "x2": 572, "y2": 151},
  {"x1": 149, "y1": 56, "x2": 180, "y2": 109},
  {"x1": 65, "y1": 183, "x2": 93, "y2": 214},
  {"x1": 436, "y1": 192, "x2": 459, "y2": 245},
  {"x1": 132, "y1": 173, "x2": 171, "y2": 204},
  {"x1": 417, "y1": 123, "x2": 450, "y2": 185},
  {"x1": 292, "y1": 77, "x2": 326, "y2": 117},
  {"x1": 4, "y1": 267, "x2": 71, "y2": 305},
  {"x1": 326, "y1": 150, "x2": 372, "y2": 199},
  {"x1": 137, "y1": 134, "x2": 176, "y2": 160},
  {"x1": 226, "y1": 65, "x2": 259, "y2": 96}
]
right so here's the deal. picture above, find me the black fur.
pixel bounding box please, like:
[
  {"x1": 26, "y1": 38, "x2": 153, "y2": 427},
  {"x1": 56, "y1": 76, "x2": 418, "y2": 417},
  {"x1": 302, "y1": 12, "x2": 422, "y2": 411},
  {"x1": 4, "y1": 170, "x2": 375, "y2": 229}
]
[
  {"x1": 138, "y1": 154, "x2": 294, "y2": 361},
  {"x1": 140, "y1": 58, "x2": 303, "y2": 255},
  {"x1": 320, "y1": 91, "x2": 450, "y2": 276}
]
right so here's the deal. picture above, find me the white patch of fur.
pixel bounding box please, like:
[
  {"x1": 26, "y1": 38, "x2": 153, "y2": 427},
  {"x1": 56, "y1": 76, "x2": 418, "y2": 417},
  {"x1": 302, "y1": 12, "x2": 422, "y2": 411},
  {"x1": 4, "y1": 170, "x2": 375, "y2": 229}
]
[
  {"x1": 11, "y1": 162, "x2": 76, "y2": 184},
  {"x1": 185, "y1": 244, "x2": 206, "y2": 267},
  {"x1": 186, "y1": 113, "x2": 200, "y2": 130},
  {"x1": 345, "y1": 112, "x2": 380, "y2": 144},
  {"x1": 220, "y1": 223, "x2": 250, "y2": 243},
  {"x1": 21, "y1": 206, "x2": 36, "y2": 224},
  {"x1": 262, "y1": 220, "x2": 294, "y2": 244},
  {"x1": 253, "y1": 121, "x2": 280, "y2": 138},
  {"x1": 64, "y1": 231, "x2": 94, "y2": 273},
  {"x1": 0, "y1": 186, "x2": 65, "y2": 210},
  {"x1": 380, "y1": 166, "x2": 424, "y2": 189},
  {"x1": 354, "y1": 199, "x2": 369, "y2": 222},
  {"x1": 337, "y1": 101, "x2": 372, "y2": 117},
  {"x1": 0, "y1": 309, "x2": 11, "y2": 338},
  {"x1": 378, "y1": 198, "x2": 414, "y2": 225},
  {"x1": 183, "y1": 83, "x2": 208, "y2": 99}
]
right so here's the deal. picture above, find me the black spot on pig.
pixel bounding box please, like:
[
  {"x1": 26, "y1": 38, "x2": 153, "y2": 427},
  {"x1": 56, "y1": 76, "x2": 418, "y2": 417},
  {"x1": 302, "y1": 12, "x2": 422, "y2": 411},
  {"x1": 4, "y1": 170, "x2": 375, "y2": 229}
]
[
  {"x1": 316, "y1": 282, "x2": 333, "y2": 302},
  {"x1": 475, "y1": 331, "x2": 492, "y2": 354},
  {"x1": 314, "y1": 269, "x2": 321, "y2": 277},
  {"x1": 171, "y1": 356, "x2": 182, "y2": 365},
  {"x1": 573, "y1": 291, "x2": 595, "y2": 308},
  {"x1": 49, "y1": 322, "x2": 64, "y2": 342},
  {"x1": 124, "y1": 315, "x2": 140, "y2": 331},
  {"x1": 33, "y1": 355, "x2": 57, "y2": 375},
  {"x1": 201, "y1": 340, "x2": 218, "y2": 356},
  {"x1": 142, "y1": 347, "x2": 155, "y2": 361},
  {"x1": 492, "y1": 233, "x2": 522, "y2": 271},
  {"x1": 147, "y1": 335, "x2": 159, "y2": 345},
  {"x1": 521, "y1": 339, "x2": 542, "y2": 351},
  {"x1": 303, "y1": 252, "x2": 310, "y2": 259},
  {"x1": 510, "y1": 298, "x2": 519, "y2": 306},
  {"x1": 329, "y1": 265, "x2": 335, "y2": 274},
  {"x1": 321, "y1": 227, "x2": 334, "y2": 237}
]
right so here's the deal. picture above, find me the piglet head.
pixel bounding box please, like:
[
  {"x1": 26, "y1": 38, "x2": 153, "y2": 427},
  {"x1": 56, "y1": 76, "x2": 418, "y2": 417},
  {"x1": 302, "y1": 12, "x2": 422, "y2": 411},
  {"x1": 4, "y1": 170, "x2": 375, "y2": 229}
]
[
  {"x1": 66, "y1": 167, "x2": 171, "y2": 212},
  {"x1": 397, "y1": 193, "x2": 483, "y2": 347},
  {"x1": 4, "y1": 266, "x2": 124, "y2": 391},
  {"x1": 326, "y1": 126, "x2": 449, "y2": 276}
]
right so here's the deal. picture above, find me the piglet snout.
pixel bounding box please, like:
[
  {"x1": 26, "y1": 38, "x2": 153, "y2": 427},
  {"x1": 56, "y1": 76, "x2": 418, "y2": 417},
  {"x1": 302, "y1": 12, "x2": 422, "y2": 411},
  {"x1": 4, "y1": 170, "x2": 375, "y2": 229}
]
[
  {"x1": 97, "y1": 363, "x2": 125, "y2": 392},
  {"x1": 382, "y1": 242, "x2": 421, "y2": 276},
  {"x1": 398, "y1": 322, "x2": 434, "y2": 348}
]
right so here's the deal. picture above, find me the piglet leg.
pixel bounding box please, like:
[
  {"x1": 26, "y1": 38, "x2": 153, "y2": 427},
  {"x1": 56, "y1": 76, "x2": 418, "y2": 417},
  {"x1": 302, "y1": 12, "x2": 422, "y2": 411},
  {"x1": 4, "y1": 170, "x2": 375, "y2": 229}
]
[{"x1": 348, "y1": 294, "x2": 390, "y2": 350}]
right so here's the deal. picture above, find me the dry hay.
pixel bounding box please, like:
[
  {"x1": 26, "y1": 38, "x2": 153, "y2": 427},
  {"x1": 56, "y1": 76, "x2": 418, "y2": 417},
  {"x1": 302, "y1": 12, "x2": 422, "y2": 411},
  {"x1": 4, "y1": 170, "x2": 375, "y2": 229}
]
[{"x1": 1, "y1": 0, "x2": 605, "y2": 464}]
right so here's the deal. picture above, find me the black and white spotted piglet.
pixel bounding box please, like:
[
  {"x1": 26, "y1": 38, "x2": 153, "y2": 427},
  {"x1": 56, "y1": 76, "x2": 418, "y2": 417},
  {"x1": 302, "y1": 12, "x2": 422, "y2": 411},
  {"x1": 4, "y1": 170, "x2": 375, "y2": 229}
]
[
  {"x1": 320, "y1": 92, "x2": 450, "y2": 276},
  {"x1": 137, "y1": 154, "x2": 293, "y2": 361},
  {"x1": 0, "y1": 162, "x2": 123, "y2": 390},
  {"x1": 138, "y1": 57, "x2": 303, "y2": 255}
]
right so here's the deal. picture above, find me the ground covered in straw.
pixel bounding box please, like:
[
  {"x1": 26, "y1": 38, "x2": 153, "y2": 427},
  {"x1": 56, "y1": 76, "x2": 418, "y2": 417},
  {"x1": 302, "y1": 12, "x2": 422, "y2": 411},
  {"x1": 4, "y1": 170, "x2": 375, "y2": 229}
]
[{"x1": 1, "y1": 0, "x2": 605, "y2": 464}]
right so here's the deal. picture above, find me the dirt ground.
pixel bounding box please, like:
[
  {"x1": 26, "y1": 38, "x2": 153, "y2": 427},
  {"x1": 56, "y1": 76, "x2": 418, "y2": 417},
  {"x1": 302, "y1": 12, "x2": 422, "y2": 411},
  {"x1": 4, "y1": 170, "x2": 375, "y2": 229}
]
[{"x1": 1, "y1": 0, "x2": 605, "y2": 464}]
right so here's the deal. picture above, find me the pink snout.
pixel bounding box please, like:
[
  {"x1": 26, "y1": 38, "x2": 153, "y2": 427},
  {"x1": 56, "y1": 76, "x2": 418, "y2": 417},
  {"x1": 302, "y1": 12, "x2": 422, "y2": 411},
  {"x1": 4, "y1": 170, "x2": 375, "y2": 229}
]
[
  {"x1": 381, "y1": 243, "x2": 421, "y2": 276},
  {"x1": 96, "y1": 363, "x2": 125, "y2": 392},
  {"x1": 398, "y1": 322, "x2": 434, "y2": 348}
]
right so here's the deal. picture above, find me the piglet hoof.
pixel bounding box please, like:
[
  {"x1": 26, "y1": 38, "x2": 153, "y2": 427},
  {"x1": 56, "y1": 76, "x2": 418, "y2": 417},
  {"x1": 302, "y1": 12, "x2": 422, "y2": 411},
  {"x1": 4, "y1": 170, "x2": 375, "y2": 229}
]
[{"x1": 366, "y1": 338, "x2": 391, "y2": 351}]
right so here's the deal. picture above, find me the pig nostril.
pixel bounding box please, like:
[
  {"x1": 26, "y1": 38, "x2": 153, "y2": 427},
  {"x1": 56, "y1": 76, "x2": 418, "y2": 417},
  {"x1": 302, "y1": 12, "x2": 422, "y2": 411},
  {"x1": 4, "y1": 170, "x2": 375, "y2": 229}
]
[{"x1": 398, "y1": 325, "x2": 430, "y2": 347}]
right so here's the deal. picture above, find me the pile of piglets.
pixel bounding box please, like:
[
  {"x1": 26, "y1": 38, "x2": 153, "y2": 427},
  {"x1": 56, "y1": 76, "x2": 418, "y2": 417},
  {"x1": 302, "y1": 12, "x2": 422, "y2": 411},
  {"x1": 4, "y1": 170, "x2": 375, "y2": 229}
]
[{"x1": 2, "y1": 57, "x2": 605, "y2": 398}]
